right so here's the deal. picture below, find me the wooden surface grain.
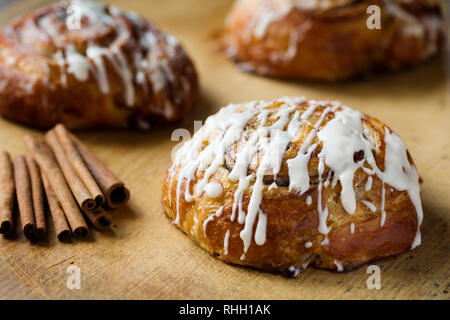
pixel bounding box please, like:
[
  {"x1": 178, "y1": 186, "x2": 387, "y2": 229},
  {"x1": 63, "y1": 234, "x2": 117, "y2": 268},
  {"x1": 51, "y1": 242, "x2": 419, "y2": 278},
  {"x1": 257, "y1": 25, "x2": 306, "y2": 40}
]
[{"x1": 0, "y1": 0, "x2": 449, "y2": 300}]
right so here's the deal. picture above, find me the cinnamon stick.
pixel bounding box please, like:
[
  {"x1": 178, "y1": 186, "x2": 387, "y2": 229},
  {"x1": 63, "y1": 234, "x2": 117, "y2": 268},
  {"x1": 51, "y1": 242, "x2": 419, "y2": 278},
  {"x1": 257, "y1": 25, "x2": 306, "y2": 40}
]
[
  {"x1": 13, "y1": 155, "x2": 35, "y2": 237},
  {"x1": 0, "y1": 151, "x2": 15, "y2": 234},
  {"x1": 45, "y1": 130, "x2": 97, "y2": 212},
  {"x1": 54, "y1": 124, "x2": 104, "y2": 208},
  {"x1": 41, "y1": 173, "x2": 71, "y2": 242},
  {"x1": 25, "y1": 154, "x2": 46, "y2": 238},
  {"x1": 70, "y1": 134, "x2": 130, "y2": 209},
  {"x1": 24, "y1": 135, "x2": 88, "y2": 237},
  {"x1": 83, "y1": 208, "x2": 112, "y2": 230}
]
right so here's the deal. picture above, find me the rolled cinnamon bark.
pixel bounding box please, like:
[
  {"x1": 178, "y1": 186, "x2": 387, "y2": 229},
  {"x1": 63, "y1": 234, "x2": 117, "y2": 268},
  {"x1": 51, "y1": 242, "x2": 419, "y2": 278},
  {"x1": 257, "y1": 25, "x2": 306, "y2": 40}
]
[
  {"x1": 12, "y1": 155, "x2": 35, "y2": 237},
  {"x1": 83, "y1": 208, "x2": 112, "y2": 230},
  {"x1": 70, "y1": 134, "x2": 130, "y2": 209},
  {"x1": 41, "y1": 173, "x2": 71, "y2": 242},
  {"x1": 25, "y1": 154, "x2": 46, "y2": 238},
  {"x1": 54, "y1": 124, "x2": 104, "y2": 208},
  {"x1": 24, "y1": 135, "x2": 88, "y2": 237},
  {"x1": 0, "y1": 151, "x2": 15, "y2": 234},
  {"x1": 46, "y1": 130, "x2": 97, "y2": 212}
]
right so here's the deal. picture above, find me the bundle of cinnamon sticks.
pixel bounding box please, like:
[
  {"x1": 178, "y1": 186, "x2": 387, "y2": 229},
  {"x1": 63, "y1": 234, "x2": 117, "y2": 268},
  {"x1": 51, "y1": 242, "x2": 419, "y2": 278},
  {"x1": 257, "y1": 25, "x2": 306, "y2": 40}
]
[{"x1": 0, "y1": 124, "x2": 130, "y2": 241}]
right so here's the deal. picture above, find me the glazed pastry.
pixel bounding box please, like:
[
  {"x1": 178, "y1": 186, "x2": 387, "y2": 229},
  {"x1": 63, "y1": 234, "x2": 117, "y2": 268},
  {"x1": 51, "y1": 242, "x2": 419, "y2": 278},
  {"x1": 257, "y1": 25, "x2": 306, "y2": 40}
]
[
  {"x1": 0, "y1": 0, "x2": 198, "y2": 130},
  {"x1": 162, "y1": 97, "x2": 423, "y2": 276},
  {"x1": 225, "y1": 0, "x2": 445, "y2": 81}
]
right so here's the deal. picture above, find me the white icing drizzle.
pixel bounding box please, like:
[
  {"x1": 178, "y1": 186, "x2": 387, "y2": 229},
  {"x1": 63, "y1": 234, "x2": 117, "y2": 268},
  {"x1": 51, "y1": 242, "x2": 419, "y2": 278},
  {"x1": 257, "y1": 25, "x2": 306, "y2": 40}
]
[
  {"x1": 231, "y1": 175, "x2": 252, "y2": 224},
  {"x1": 111, "y1": 48, "x2": 135, "y2": 106},
  {"x1": 234, "y1": 0, "x2": 326, "y2": 41},
  {"x1": 365, "y1": 176, "x2": 373, "y2": 191},
  {"x1": 205, "y1": 182, "x2": 223, "y2": 199},
  {"x1": 334, "y1": 260, "x2": 344, "y2": 272},
  {"x1": 65, "y1": 45, "x2": 90, "y2": 82},
  {"x1": 305, "y1": 241, "x2": 312, "y2": 248},
  {"x1": 317, "y1": 107, "x2": 373, "y2": 215},
  {"x1": 203, "y1": 206, "x2": 224, "y2": 237},
  {"x1": 224, "y1": 230, "x2": 230, "y2": 255},
  {"x1": 86, "y1": 45, "x2": 110, "y2": 94},
  {"x1": 350, "y1": 222, "x2": 355, "y2": 234},
  {"x1": 254, "y1": 210, "x2": 267, "y2": 245},
  {"x1": 383, "y1": 128, "x2": 423, "y2": 248},
  {"x1": 227, "y1": 0, "x2": 443, "y2": 72},
  {"x1": 43, "y1": 0, "x2": 185, "y2": 113},
  {"x1": 306, "y1": 195, "x2": 312, "y2": 205},
  {"x1": 233, "y1": 0, "x2": 442, "y2": 50},
  {"x1": 170, "y1": 97, "x2": 424, "y2": 257},
  {"x1": 72, "y1": 0, "x2": 116, "y2": 25},
  {"x1": 251, "y1": 2, "x2": 293, "y2": 39},
  {"x1": 190, "y1": 215, "x2": 199, "y2": 236},
  {"x1": 288, "y1": 265, "x2": 301, "y2": 277},
  {"x1": 239, "y1": 102, "x2": 301, "y2": 253},
  {"x1": 287, "y1": 143, "x2": 317, "y2": 194},
  {"x1": 52, "y1": 50, "x2": 67, "y2": 87},
  {"x1": 385, "y1": 0, "x2": 443, "y2": 57},
  {"x1": 85, "y1": 45, "x2": 135, "y2": 106},
  {"x1": 320, "y1": 236, "x2": 329, "y2": 246},
  {"x1": 268, "y1": 182, "x2": 278, "y2": 190},
  {"x1": 317, "y1": 156, "x2": 330, "y2": 235},
  {"x1": 323, "y1": 170, "x2": 332, "y2": 187},
  {"x1": 287, "y1": 103, "x2": 331, "y2": 194},
  {"x1": 361, "y1": 200, "x2": 377, "y2": 213}
]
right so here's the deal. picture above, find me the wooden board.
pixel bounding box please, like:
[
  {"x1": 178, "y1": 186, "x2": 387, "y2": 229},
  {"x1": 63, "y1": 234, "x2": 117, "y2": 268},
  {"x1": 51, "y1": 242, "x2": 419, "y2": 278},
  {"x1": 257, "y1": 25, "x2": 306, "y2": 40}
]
[{"x1": 0, "y1": 0, "x2": 449, "y2": 300}]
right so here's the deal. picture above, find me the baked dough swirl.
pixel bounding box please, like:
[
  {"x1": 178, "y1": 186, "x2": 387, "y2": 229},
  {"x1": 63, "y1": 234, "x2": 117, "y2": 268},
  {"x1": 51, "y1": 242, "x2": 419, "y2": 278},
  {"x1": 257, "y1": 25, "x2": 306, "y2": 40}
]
[
  {"x1": 225, "y1": 0, "x2": 445, "y2": 80},
  {"x1": 0, "y1": 0, "x2": 198, "y2": 129},
  {"x1": 162, "y1": 97, "x2": 423, "y2": 276}
]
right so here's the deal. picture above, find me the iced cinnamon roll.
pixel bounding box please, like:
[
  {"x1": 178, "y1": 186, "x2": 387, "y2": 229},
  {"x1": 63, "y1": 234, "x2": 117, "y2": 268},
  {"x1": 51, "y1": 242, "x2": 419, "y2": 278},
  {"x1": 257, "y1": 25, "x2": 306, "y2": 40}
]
[
  {"x1": 0, "y1": 0, "x2": 198, "y2": 130},
  {"x1": 162, "y1": 97, "x2": 423, "y2": 276},
  {"x1": 225, "y1": 0, "x2": 445, "y2": 81}
]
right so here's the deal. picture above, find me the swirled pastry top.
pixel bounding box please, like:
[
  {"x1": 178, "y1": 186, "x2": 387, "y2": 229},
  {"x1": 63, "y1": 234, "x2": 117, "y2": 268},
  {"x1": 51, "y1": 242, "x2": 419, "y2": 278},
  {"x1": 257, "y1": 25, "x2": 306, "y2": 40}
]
[
  {"x1": 167, "y1": 97, "x2": 423, "y2": 260},
  {"x1": 225, "y1": 0, "x2": 445, "y2": 80},
  {"x1": 0, "y1": 0, "x2": 198, "y2": 129},
  {"x1": 228, "y1": 0, "x2": 443, "y2": 39}
]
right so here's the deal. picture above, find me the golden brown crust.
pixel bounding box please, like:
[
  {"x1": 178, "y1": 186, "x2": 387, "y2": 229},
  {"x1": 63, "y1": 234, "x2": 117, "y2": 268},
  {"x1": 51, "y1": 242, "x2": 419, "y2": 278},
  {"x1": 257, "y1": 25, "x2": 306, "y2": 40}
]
[
  {"x1": 162, "y1": 98, "x2": 420, "y2": 276},
  {"x1": 225, "y1": 0, "x2": 445, "y2": 81},
  {"x1": 0, "y1": 1, "x2": 198, "y2": 130}
]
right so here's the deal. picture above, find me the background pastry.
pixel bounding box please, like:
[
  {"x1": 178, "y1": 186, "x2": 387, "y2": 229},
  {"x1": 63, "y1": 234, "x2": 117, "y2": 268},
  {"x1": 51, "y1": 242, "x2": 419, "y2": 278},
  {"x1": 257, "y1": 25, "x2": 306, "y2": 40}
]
[
  {"x1": 162, "y1": 97, "x2": 423, "y2": 276},
  {"x1": 0, "y1": 0, "x2": 198, "y2": 130},
  {"x1": 225, "y1": 0, "x2": 445, "y2": 81}
]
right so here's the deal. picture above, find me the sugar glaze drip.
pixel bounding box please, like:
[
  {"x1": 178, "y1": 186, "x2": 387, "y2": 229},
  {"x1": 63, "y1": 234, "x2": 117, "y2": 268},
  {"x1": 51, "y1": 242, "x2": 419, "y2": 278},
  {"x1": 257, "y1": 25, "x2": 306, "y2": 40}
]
[
  {"x1": 38, "y1": 0, "x2": 183, "y2": 110},
  {"x1": 227, "y1": 0, "x2": 443, "y2": 64},
  {"x1": 170, "y1": 97, "x2": 423, "y2": 258},
  {"x1": 235, "y1": 0, "x2": 442, "y2": 41}
]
